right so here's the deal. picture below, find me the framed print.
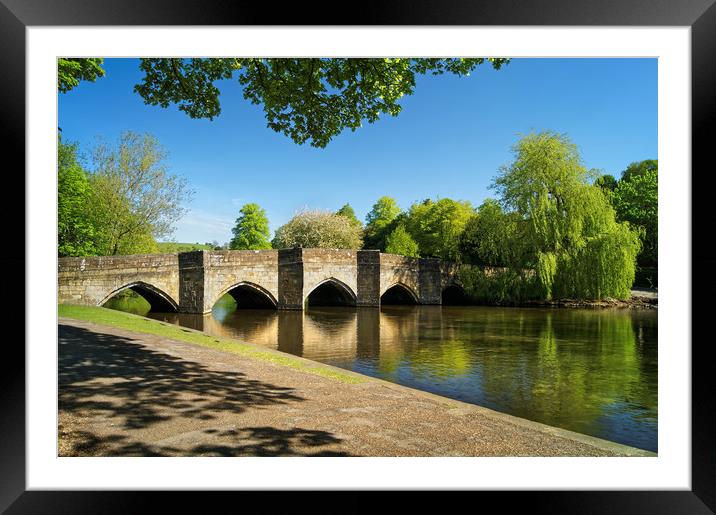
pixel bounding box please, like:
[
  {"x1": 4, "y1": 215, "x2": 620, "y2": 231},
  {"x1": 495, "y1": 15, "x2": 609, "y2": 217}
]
[{"x1": 4, "y1": 0, "x2": 715, "y2": 511}]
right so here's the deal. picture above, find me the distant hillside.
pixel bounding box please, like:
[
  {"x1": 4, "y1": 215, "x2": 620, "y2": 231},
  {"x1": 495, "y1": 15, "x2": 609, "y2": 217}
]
[{"x1": 156, "y1": 242, "x2": 216, "y2": 253}]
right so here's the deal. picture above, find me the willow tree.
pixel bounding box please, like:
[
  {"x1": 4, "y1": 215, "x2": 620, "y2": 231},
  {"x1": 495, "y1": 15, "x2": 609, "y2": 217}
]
[{"x1": 493, "y1": 131, "x2": 641, "y2": 300}]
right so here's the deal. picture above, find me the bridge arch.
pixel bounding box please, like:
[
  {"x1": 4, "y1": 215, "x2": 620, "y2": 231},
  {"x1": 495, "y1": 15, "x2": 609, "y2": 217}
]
[
  {"x1": 305, "y1": 277, "x2": 357, "y2": 307},
  {"x1": 381, "y1": 282, "x2": 419, "y2": 305},
  {"x1": 213, "y1": 281, "x2": 278, "y2": 310},
  {"x1": 99, "y1": 281, "x2": 179, "y2": 312},
  {"x1": 441, "y1": 283, "x2": 468, "y2": 305}
]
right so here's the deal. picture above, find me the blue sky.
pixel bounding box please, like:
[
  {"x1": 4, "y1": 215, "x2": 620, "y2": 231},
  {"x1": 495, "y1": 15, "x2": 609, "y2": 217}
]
[{"x1": 58, "y1": 58, "x2": 657, "y2": 244}]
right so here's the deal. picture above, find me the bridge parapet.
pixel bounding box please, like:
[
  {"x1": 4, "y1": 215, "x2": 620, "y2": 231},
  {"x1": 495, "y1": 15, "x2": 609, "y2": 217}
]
[
  {"x1": 58, "y1": 253, "x2": 179, "y2": 272},
  {"x1": 58, "y1": 249, "x2": 463, "y2": 312},
  {"x1": 58, "y1": 253, "x2": 180, "y2": 308}
]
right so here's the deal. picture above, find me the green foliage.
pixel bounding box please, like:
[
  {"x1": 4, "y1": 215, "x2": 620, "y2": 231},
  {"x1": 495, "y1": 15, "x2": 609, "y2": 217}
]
[
  {"x1": 494, "y1": 131, "x2": 593, "y2": 254},
  {"x1": 552, "y1": 224, "x2": 641, "y2": 300},
  {"x1": 620, "y1": 159, "x2": 657, "y2": 183},
  {"x1": 536, "y1": 251, "x2": 558, "y2": 300},
  {"x1": 384, "y1": 224, "x2": 420, "y2": 257},
  {"x1": 111, "y1": 229, "x2": 160, "y2": 255},
  {"x1": 272, "y1": 209, "x2": 363, "y2": 249},
  {"x1": 156, "y1": 242, "x2": 214, "y2": 253},
  {"x1": 612, "y1": 162, "x2": 657, "y2": 267},
  {"x1": 458, "y1": 265, "x2": 539, "y2": 305},
  {"x1": 335, "y1": 203, "x2": 363, "y2": 229},
  {"x1": 404, "y1": 198, "x2": 474, "y2": 260},
  {"x1": 595, "y1": 174, "x2": 618, "y2": 193},
  {"x1": 363, "y1": 196, "x2": 402, "y2": 250},
  {"x1": 230, "y1": 203, "x2": 272, "y2": 250},
  {"x1": 58, "y1": 58, "x2": 105, "y2": 93},
  {"x1": 58, "y1": 137, "x2": 96, "y2": 256},
  {"x1": 492, "y1": 131, "x2": 641, "y2": 300},
  {"x1": 134, "y1": 58, "x2": 510, "y2": 148},
  {"x1": 87, "y1": 131, "x2": 192, "y2": 255},
  {"x1": 458, "y1": 199, "x2": 531, "y2": 267}
]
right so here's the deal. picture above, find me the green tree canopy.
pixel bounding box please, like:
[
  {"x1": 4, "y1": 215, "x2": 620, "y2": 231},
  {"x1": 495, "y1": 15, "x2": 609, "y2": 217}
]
[
  {"x1": 612, "y1": 161, "x2": 657, "y2": 267},
  {"x1": 272, "y1": 209, "x2": 363, "y2": 249},
  {"x1": 58, "y1": 58, "x2": 105, "y2": 93},
  {"x1": 492, "y1": 131, "x2": 641, "y2": 300},
  {"x1": 229, "y1": 203, "x2": 272, "y2": 250},
  {"x1": 385, "y1": 224, "x2": 420, "y2": 257},
  {"x1": 133, "y1": 58, "x2": 509, "y2": 147},
  {"x1": 87, "y1": 131, "x2": 193, "y2": 255},
  {"x1": 404, "y1": 198, "x2": 474, "y2": 260},
  {"x1": 58, "y1": 137, "x2": 97, "y2": 256},
  {"x1": 458, "y1": 199, "x2": 531, "y2": 267},
  {"x1": 363, "y1": 196, "x2": 402, "y2": 251},
  {"x1": 594, "y1": 174, "x2": 618, "y2": 193},
  {"x1": 619, "y1": 159, "x2": 658, "y2": 183},
  {"x1": 335, "y1": 203, "x2": 363, "y2": 229}
]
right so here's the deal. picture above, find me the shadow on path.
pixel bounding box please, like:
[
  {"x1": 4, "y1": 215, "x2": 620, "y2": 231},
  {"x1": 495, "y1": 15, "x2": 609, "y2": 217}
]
[
  {"x1": 62, "y1": 426, "x2": 348, "y2": 457},
  {"x1": 58, "y1": 323, "x2": 352, "y2": 456}
]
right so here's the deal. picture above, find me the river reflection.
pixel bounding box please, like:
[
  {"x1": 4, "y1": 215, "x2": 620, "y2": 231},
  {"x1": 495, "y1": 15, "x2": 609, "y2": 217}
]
[{"x1": 139, "y1": 297, "x2": 657, "y2": 452}]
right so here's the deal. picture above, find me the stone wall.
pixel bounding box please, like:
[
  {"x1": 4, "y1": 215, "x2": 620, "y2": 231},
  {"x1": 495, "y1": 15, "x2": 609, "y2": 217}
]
[
  {"x1": 178, "y1": 251, "x2": 207, "y2": 313},
  {"x1": 278, "y1": 248, "x2": 304, "y2": 310},
  {"x1": 356, "y1": 250, "x2": 380, "y2": 306},
  {"x1": 203, "y1": 250, "x2": 279, "y2": 312},
  {"x1": 440, "y1": 261, "x2": 463, "y2": 289},
  {"x1": 301, "y1": 248, "x2": 359, "y2": 304},
  {"x1": 379, "y1": 253, "x2": 421, "y2": 300},
  {"x1": 418, "y1": 258, "x2": 442, "y2": 304},
  {"x1": 58, "y1": 253, "x2": 180, "y2": 308}
]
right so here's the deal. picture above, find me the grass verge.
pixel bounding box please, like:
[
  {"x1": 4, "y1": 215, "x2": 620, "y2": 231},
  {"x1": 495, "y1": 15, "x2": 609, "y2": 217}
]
[{"x1": 58, "y1": 304, "x2": 366, "y2": 384}]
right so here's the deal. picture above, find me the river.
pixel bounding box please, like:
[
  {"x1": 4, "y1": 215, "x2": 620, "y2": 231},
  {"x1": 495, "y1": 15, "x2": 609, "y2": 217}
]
[{"x1": 104, "y1": 292, "x2": 658, "y2": 451}]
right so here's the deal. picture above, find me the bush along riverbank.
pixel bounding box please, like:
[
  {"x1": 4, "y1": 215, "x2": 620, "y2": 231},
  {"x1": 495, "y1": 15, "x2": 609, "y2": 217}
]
[{"x1": 457, "y1": 266, "x2": 657, "y2": 309}]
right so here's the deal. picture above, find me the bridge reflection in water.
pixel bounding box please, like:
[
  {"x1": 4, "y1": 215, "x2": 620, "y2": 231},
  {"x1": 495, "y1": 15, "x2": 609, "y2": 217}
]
[{"x1": 140, "y1": 295, "x2": 658, "y2": 453}]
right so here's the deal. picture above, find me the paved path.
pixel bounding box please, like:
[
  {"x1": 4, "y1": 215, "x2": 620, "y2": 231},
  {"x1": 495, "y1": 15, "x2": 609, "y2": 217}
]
[{"x1": 58, "y1": 318, "x2": 653, "y2": 457}]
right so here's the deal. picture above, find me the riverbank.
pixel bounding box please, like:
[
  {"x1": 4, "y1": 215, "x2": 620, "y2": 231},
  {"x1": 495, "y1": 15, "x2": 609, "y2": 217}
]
[
  {"x1": 524, "y1": 289, "x2": 657, "y2": 309},
  {"x1": 58, "y1": 306, "x2": 653, "y2": 457},
  {"x1": 473, "y1": 289, "x2": 657, "y2": 310}
]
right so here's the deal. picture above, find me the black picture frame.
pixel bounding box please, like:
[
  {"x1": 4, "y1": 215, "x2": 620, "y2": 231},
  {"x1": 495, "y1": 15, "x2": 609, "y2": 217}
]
[{"x1": 4, "y1": 0, "x2": 714, "y2": 511}]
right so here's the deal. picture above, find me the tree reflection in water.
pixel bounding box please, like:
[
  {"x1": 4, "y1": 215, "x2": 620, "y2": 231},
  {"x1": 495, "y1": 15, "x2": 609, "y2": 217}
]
[{"x1": 108, "y1": 293, "x2": 656, "y2": 451}]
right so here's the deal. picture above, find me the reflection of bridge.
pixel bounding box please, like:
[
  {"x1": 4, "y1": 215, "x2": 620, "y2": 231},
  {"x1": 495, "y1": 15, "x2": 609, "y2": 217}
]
[
  {"x1": 58, "y1": 249, "x2": 464, "y2": 313},
  {"x1": 162, "y1": 306, "x2": 446, "y2": 363}
]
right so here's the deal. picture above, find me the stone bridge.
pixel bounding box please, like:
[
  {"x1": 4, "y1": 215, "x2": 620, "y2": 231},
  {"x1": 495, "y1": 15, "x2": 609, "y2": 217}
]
[{"x1": 58, "y1": 249, "x2": 464, "y2": 313}]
